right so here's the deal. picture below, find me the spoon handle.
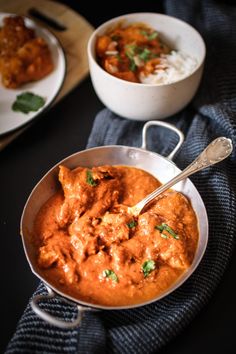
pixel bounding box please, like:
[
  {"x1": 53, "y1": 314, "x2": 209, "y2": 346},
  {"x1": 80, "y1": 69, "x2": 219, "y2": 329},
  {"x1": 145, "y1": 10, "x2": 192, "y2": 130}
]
[{"x1": 132, "y1": 137, "x2": 233, "y2": 216}]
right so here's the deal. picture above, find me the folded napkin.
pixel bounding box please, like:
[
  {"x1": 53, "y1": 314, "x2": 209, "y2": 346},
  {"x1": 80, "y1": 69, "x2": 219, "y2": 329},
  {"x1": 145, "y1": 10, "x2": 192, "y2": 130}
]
[{"x1": 6, "y1": 0, "x2": 236, "y2": 353}]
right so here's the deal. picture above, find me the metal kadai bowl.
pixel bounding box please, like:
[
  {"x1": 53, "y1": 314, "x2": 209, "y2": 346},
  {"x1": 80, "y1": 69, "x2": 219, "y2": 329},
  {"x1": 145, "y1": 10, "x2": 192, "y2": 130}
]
[{"x1": 20, "y1": 121, "x2": 208, "y2": 329}]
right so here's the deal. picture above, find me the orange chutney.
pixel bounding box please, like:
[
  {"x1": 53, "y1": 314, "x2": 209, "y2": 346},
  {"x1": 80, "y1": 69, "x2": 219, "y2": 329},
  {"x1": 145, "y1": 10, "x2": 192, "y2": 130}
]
[{"x1": 34, "y1": 165, "x2": 198, "y2": 306}]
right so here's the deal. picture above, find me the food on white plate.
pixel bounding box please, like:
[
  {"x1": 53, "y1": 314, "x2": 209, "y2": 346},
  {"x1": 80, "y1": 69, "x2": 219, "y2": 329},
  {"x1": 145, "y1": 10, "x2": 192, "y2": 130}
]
[{"x1": 0, "y1": 15, "x2": 54, "y2": 88}]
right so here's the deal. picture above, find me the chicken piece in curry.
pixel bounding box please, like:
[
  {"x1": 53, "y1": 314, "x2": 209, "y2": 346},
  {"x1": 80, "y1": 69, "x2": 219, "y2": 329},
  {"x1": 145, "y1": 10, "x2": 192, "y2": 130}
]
[
  {"x1": 34, "y1": 165, "x2": 198, "y2": 306},
  {"x1": 96, "y1": 23, "x2": 171, "y2": 83},
  {"x1": 0, "y1": 15, "x2": 53, "y2": 88}
]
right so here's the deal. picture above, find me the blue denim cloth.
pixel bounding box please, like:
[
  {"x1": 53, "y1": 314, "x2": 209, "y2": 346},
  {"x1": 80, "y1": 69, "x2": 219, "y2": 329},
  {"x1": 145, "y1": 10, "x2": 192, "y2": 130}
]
[{"x1": 6, "y1": 0, "x2": 236, "y2": 353}]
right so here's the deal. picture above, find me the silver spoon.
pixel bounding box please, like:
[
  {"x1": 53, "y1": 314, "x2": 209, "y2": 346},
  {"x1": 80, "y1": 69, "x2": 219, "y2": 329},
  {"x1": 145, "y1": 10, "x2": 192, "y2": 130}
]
[{"x1": 129, "y1": 137, "x2": 233, "y2": 217}]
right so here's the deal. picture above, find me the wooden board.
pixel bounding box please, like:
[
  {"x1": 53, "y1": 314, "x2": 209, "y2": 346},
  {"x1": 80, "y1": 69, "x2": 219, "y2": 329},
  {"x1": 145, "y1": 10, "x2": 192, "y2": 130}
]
[{"x1": 0, "y1": 0, "x2": 94, "y2": 150}]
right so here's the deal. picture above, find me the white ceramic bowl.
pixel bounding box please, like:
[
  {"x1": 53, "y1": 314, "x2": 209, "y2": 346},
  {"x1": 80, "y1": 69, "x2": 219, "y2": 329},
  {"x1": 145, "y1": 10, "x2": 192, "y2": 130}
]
[{"x1": 87, "y1": 13, "x2": 206, "y2": 121}]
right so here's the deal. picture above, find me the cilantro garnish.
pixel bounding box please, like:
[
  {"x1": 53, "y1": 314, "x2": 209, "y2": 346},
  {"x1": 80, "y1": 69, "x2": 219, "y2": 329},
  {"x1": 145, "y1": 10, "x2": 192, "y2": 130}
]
[
  {"x1": 103, "y1": 269, "x2": 118, "y2": 282},
  {"x1": 127, "y1": 220, "x2": 138, "y2": 228},
  {"x1": 86, "y1": 170, "x2": 97, "y2": 187},
  {"x1": 141, "y1": 260, "x2": 156, "y2": 277},
  {"x1": 155, "y1": 223, "x2": 179, "y2": 239},
  {"x1": 12, "y1": 92, "x2": 45, "y2": 114}
]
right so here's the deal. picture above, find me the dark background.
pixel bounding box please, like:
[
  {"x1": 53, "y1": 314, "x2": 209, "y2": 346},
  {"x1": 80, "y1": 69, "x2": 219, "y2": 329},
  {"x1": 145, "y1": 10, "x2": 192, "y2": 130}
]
[{"x1": 1, "y1": 1, "x2": 235, "y2": 353}]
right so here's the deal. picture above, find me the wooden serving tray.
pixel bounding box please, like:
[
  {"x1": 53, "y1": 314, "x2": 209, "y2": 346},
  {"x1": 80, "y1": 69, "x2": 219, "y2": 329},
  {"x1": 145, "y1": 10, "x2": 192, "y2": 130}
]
[{"x1": 0, "y1": 0, "x2": 94, "y2": 150}]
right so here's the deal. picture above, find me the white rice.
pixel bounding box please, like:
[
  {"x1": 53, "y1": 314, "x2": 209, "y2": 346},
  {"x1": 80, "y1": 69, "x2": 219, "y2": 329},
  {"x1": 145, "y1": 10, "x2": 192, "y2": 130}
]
[{"x1": 139, "y1": 51, "x2": 198, "y2": 85}]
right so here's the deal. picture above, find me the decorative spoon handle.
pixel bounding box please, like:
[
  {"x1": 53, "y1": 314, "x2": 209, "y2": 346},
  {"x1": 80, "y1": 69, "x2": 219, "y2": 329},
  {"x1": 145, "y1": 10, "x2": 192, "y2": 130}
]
[{"x1": 130, "y1": 137, "x2": 233, "y2": 216}]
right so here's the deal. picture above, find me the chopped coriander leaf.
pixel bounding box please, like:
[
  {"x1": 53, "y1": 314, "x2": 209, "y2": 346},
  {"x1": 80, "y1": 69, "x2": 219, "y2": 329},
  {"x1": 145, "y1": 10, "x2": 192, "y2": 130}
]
[
  {"x1": 12, "y1": 92, "x2": 45, "y2": 114},
  {"x1": 127, "y1": 220, "x2": 137, "y2": 228},
  {"x1": 140, "y1": 30, "x2": 149, "y2": 37},
  {"x1": 142, "y1": 260, "x2": 156, "y2": 277},
  {"x1": 140, "y1": 30, "x2": 158, "y2": 40},
  {"x1": 155, "y1": 223, "x2": 179, "y2": 239},
  {"x1": 148, "y1": 31, "x2": 159, "y2": 40},
  {"x1": 103, "y1": 269, "x2": 118, "y2": 282},
  {"x1": 139, "y1": 48, "x2": 151, "y2": 62},
  {"x1": 125, "y1": 44, "x2": 137, "y2": 57},
  {"x1": 86, "y1": 170, "x2": 97, "y2": 187},
  {"x1": 125, "y1": 51, "x2": 132, "y2": 60},
  {"x1": 155, "y1": 224, "x2": 164, "y2": 232},
  {"x1": 125, "y1": 45, "x2": 137, "y2": 71},
  {"x1": 129, "y1": 58, "x2": 136, "y2": 71}
]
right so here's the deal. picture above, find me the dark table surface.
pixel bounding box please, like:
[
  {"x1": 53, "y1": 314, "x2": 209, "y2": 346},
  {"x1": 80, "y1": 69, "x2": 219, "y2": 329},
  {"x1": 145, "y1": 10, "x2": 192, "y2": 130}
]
[{"x1": 1, "y1": 1, "x2": 235, "y2": 353}]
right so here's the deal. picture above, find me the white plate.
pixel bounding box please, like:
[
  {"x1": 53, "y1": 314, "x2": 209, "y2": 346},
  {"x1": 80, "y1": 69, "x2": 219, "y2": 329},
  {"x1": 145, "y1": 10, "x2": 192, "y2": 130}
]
[{"x1": 0, "y1": 13, "x2": 66, "y2": 135}]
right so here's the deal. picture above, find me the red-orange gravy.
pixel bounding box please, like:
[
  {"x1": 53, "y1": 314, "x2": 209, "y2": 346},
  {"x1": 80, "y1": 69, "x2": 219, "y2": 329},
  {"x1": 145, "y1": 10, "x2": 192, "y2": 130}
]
[{"x1": 34, "y1": 165, "x2": 198, "y2": 306}]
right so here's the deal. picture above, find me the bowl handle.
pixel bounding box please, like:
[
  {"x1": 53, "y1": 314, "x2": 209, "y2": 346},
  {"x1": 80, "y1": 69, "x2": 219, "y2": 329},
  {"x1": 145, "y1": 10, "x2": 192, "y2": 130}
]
[
  {"x1": 141, "y1": 121, "x2": 184, "y2": 160},
  {"x1": 31, "y1": 286, "x2": 92, "y2": 329}
]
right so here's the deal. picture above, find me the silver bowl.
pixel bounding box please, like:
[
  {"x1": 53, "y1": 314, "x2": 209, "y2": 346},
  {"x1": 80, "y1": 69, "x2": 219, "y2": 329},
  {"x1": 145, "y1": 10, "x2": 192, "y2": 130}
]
[{"x1": 21, "y1": 120, "x2": 208, "y2": 328}]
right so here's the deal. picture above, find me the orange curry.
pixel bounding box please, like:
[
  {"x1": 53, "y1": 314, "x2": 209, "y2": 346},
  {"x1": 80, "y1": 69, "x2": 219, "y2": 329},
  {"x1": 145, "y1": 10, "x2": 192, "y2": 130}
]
[
  {"x1": 96, "y1": 23, "x2": 171, "y2": 83},
  {"x1": 34, "y1": 165, "x2": 198, "y2": 306}
]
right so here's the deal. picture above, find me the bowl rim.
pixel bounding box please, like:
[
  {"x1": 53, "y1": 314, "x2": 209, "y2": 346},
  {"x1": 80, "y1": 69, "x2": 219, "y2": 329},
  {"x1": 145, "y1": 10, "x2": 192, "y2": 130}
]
[{"x1": 87, "y1": 12, "x2": 206, "y2": 88}]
